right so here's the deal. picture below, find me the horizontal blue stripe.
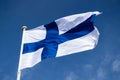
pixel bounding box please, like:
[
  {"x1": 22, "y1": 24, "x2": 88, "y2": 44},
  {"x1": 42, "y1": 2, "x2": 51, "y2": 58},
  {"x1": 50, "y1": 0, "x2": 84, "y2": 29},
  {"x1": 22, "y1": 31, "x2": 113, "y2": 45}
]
[{"x1": 22, "y1": 14, "x2": 96, "y2": 60}]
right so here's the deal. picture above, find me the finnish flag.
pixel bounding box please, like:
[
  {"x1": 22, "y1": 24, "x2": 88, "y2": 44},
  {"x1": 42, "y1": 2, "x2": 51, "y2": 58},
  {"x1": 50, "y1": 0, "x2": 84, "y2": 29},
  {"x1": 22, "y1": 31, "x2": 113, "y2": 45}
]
[{"x1": 18, "y1": 11, "x2": 100, "y2": 70}]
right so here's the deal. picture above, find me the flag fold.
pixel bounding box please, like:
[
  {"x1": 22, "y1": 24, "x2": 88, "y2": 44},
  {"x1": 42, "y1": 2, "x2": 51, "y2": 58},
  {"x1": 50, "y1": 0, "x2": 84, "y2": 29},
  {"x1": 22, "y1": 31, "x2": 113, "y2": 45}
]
[{"x1": 19, "y1": 11, "x2": 100, "y2": 70}]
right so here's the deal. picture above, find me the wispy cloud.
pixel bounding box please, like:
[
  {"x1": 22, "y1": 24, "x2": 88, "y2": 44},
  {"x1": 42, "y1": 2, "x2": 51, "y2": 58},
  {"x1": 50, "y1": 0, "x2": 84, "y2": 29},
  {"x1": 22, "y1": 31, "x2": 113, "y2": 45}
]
[
  {"x1": 84, "y1": 64, "x2": 93, "y2": 70},
  {"x1": 65, "y1": 72, "x2": 78, "y2": 80},
  {"x1": 2, "y1": 75, "x2": 13, "y2": 80},
  {"x1": 112, "y1": 57, "x2": 120, "y2": 72},
  {"x1": 96, "y1": 67, "x2": 106, "y2": 80},
  {"x1": 91, "y1": 54, "x2": 111, "y2": 80}
]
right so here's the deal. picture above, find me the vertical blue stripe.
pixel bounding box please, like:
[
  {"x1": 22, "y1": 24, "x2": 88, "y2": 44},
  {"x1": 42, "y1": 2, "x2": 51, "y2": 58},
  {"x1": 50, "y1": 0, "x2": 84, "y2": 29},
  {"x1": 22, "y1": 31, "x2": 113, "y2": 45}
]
[{"x1": 41, "y1": 22, "x2": 59, "y2": 60}]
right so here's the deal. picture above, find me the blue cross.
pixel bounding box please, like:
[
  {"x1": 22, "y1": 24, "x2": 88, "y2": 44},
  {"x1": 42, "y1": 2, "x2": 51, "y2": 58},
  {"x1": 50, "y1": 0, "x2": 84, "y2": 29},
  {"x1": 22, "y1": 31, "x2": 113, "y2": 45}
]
[{"x1": 23, "y1": 15, "x2": 95, "y2": 60}]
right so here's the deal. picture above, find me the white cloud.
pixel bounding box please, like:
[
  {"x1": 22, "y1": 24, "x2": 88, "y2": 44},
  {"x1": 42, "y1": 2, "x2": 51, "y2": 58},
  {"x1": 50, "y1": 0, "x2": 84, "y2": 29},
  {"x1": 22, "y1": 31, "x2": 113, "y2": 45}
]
[
  {"x1": 2, "y1": 75, "x2": 13, "y2": 80},
  {"x1": 65, "y1": 72, "x2": 78, "y2": 80},
  {"x1": 84, "y1": 64, "x2": 93, "y2": 70},
  {"x1": 97, "y1": 67, "x2": 106, "y2": 80},
  {"x1": 112, "y1": 59, "x2": 120, "y2": 72},
  {"x1": 85, "y1": 66, "x2": 107, "y2": 80},
  {"x1": 102, "y1": 54, "x2": 113, "y2": 65}
]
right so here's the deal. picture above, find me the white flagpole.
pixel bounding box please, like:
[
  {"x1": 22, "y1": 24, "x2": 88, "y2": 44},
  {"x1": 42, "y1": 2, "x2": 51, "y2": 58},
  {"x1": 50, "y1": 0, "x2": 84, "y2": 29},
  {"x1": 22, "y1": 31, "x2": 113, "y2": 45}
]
[{"x1": 17, "y1": 26, "x2": 27, "y2": 80}]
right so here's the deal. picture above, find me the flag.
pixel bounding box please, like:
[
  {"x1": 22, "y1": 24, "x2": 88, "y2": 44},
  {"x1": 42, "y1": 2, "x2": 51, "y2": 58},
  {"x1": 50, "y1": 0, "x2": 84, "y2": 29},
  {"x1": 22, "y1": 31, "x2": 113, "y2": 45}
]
[{"x1": 18, "y1": 11, "x2": 100, "y2": 70}]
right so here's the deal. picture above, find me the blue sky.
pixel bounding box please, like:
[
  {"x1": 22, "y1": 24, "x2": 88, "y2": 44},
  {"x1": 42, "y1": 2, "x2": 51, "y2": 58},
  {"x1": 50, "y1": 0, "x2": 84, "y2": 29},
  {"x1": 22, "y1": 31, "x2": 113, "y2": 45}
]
[{"x1": 0, "y1": 0, "x2": 120, "y2": 80}]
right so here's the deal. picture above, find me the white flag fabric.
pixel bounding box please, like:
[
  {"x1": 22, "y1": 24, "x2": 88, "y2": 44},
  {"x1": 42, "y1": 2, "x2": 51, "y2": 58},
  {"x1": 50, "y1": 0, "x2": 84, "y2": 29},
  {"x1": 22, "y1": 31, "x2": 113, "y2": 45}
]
[{"x1": 18, "y1": 11, "x2": 100, "y2": 70}]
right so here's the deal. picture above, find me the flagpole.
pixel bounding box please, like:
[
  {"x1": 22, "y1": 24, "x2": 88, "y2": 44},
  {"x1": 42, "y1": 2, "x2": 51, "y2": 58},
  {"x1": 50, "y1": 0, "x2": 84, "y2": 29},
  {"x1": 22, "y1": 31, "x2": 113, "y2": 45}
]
[{"x1": 17, "y1": 26, "x2": 27, "y2": 80}]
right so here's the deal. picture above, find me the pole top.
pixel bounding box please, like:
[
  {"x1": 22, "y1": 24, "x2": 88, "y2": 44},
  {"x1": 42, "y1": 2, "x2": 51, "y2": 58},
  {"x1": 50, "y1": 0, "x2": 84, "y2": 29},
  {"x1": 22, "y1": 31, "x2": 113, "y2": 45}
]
[{"x1": 22, "y1": 26, "x2": 27, "y2": 31}]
